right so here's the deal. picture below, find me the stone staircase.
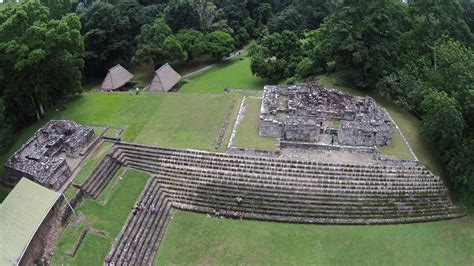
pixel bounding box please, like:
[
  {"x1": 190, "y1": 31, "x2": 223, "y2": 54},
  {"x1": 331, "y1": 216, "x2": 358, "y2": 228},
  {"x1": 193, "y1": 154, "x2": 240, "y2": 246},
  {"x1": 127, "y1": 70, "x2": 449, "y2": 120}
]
[
  {"x1": 107, "y1": 177, "x2": 171, "y2": 265},
  {"x1": 111, "y1": 142, "x2": 466, "y2": 225},
  {"x1": 81, "y1": 155, "x2": 121, "y2": 198}
]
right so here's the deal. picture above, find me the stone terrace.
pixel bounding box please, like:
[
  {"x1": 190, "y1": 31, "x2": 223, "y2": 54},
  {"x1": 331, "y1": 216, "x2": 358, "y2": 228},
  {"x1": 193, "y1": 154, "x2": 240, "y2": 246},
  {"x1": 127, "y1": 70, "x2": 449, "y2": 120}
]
[
  {"x1": 110, "y1": 142, "x2": 465, "y2": 224},
  {"x1": 76, "y1": 141, "x2": 467, "y2": 264}
]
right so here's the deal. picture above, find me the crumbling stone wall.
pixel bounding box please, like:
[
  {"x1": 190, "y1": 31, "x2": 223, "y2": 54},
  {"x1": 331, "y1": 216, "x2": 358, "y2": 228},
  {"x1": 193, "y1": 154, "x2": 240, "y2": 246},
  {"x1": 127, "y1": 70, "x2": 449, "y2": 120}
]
[
  {"x1": 4, "y1": 120, "x2": 94, "y2": 190},
  {"x1": 259, "y1": 84, "x2": 392, "y2": 146}
]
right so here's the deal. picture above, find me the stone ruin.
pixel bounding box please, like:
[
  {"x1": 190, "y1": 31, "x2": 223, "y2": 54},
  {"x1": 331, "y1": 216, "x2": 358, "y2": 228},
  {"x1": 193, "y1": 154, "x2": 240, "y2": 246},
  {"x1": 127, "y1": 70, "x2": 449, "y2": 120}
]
[
  {"x1": 259, "y1": 84, "x2": 392, "y2": 146},
  {"x1": 4, "y1": 120, "x2": 95, "y2": 190}
]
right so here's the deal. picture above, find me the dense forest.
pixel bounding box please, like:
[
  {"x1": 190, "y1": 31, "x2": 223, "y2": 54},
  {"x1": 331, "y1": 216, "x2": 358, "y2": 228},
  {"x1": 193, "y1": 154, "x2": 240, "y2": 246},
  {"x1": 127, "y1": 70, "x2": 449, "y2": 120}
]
[{"x1": 0, "y1": 0, "x2": 473, "y2": 201}]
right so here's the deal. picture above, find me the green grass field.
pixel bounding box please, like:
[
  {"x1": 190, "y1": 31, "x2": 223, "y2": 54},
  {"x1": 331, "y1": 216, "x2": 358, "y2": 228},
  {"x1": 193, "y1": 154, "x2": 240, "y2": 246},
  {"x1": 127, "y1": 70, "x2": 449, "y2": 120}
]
[
  {"x1": 134, "y1": 93, "x2": 238, "y2": 150},
  {"x1": 157, "y1": 211, "x2": 474, "y2": 265},
  {"x1": 51, "y1": 169, "x2": 150, "y2": 265},
  {"x1": 179, "y1": 56, "x2": 267, "y2": 93},
  {"x1": 233, "y1": 97, "x2": 277, "y2": 150}
]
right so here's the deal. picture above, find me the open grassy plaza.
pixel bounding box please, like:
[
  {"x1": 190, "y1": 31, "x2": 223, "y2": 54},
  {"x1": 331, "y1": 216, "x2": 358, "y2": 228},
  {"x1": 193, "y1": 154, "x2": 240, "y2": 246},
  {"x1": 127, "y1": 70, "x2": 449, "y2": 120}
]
[{"x1": 1, "y1": 54, "x2": 473, "y2": 265}]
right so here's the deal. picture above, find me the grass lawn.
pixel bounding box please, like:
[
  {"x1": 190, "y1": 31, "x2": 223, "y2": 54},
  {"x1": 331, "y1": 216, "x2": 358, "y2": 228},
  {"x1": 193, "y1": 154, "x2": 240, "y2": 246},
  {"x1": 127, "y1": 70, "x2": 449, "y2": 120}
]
[
  {"x1": 233, "y1": 97, "x2": 277, "y2": 150},
  {"x1": 379, "y1": 125, "x2": 414, "y2": 160},
  {"x1": 156, "y1": 211, "x2": 474, "y2": 265},
  {"x1": 179, "y1": 56, "x2": 268, "y2": 93},
  {"x1": 134, "y1": 93, "x2": 239, "y2": 151},
  {"x1": 51, "y1": 169, "x2": 150, "y2": 265}
]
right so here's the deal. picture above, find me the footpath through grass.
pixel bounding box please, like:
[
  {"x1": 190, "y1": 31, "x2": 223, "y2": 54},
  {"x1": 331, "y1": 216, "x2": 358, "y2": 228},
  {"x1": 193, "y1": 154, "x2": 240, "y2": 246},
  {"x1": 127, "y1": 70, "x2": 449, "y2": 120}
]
[
  {"x1": 179, "y1": 56, "x2": 267, "y2": 93},
  {"x1": 52, "y1": 169, "x2": 149, "y2": 265},
  {"x1": 157, "y1": 210, "x2": 474, "y2": 265}
]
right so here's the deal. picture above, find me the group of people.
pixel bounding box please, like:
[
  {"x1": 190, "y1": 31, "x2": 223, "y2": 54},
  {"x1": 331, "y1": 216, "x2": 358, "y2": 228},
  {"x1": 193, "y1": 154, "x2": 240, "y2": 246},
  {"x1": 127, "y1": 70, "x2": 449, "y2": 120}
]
[
  {"x1": 131, "y1": 201, "x2": 158, "y2": 215},
  {"x1": 212, "y1": 209, "x2": 244, "y2": 221},
  {"x1": 211, "y1": 196, "x2": 244, "y2": 220}
]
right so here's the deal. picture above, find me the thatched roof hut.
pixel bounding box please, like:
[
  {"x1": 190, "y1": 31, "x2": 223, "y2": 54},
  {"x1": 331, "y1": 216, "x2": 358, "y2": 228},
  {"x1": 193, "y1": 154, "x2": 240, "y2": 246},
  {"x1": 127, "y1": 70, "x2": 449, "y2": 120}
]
[
  {"x1": 149, "y1": 63, "x2": 181, "y2": 92},
  {"x1": 101, "y1": 64, "x2": 134, "y2": 91}
]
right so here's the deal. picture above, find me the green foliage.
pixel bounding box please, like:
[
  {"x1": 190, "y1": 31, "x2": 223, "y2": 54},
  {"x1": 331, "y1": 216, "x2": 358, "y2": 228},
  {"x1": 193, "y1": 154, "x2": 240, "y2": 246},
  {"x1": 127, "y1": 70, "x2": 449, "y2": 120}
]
[
  {"x1": 176, "y1": 29, "x2": 207, "y2": 61},
  {"x1": 0, "y1": 1, "x2": 84, "y2": 125},
  {"x1": 206, "y1": 31, "x2": 234, "y2": 58},
  {"x1": 421, "y1": 90, "x2": 464, "y2": 151},
  {"x1": 133, "y1": 18, "x2": 185, "y2": 68},
  {"x1": 165, "y1": 0, "x2": 202, "y2": 32},
  {"x1": 320, "y1": 0, "x2": 411, "y2": 88},
  {"x1": 377, "y1": 66, "x2": 428, "y2": 115},
  {"x1": 268, "y1": 5, "x2": 303, "y2": 33},
  {"x1": 250, "y1": 30, "x2": 302, "y2": 79},
  {"x1": 79, "y1": 0, "x2": 150, "y2": 75},
  {"x1": 407, "y1": 0, "x2": 472, "y2": 57}
]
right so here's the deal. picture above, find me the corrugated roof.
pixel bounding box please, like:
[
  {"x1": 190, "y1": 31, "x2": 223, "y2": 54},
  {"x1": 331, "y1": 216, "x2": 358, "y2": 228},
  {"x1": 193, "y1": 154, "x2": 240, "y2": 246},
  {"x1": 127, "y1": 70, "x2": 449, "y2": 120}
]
[
  {"x1": 0, "y1": 178, "x2": 60, "y2": 265},
  {"x1": 101, "y1": 64, "x2": 134, "y2": 91},
  {"x1": 149, "y1": 63, "x2": 181, "y2": 92}
]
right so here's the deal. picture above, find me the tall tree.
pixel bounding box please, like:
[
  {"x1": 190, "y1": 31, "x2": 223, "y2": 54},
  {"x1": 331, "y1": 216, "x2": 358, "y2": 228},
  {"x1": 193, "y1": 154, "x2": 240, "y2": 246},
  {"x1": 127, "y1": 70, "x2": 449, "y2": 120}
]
[
  {"x1": 133, "y1": 19, "x2": 185, "y2": 68},
  {"x1": 206, "y1": 31, "x2": 235, "y2": 58},
  {"x1": 320, "y1": 0, "x2": 412, "y2": 87},
  {"x1": 80, "y1": 0, "x2": 148, "y2": 75},
  {"x1": 0, "y1": 1, "x2": 84, "y2": 124},
  {"x1": 176, "y1": 29, "x2": 208, "y2": 61},
  {"x1": 165, "y1": 0, "x2": 202, "y2": 32}
]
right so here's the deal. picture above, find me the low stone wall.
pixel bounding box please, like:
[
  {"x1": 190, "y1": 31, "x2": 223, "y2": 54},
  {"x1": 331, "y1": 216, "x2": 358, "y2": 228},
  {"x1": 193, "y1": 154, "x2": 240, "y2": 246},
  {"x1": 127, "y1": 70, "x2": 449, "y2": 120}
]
[
  {"x1": 227, "y1": 146, "x2": 280, "y2": 157},
  {"x1": 377, "y1": 157, "x2": 420, "y2": 167},
  {"x1": 280, "y1": 140, "x2": 378, "y2": 154}
]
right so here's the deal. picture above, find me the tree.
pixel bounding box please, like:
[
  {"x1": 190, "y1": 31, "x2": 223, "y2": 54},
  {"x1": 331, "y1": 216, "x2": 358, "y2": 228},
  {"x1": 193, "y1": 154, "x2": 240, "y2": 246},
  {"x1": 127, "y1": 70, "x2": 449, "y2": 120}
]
[
  {"x1": 0, "y1": 97, "x2": 13, "y2": 154},
  {"x1": 319, "y1": 0, "x2": 412, "y2": 87},
  {"x1": 250, "y1": 30, "x2": 302, "y2": 79},
  {"x1": 421, "y1": 90, "x2": 465, "y2": 151},
  {"x1": 176, "y1": 29, "x2": 207, "y2": 61},
  {"x1": 165, "y1": 0, "x2": 202, "y2": 32},
  {"x1": 133, "y1": 19, "x2": 185, "y2": 68},
  {"x1": 206, "y1": 31, "x2": 234, "y2": 58},
  {"x1": 256, "y1": 3, "x2": 273, "y2": 26},
  {"x1": 80, "y1": 0, "x2": 148, "y2": 75},
  {"x1": 0, "y1": 1, "x2": 84, "y2": 124},
  {"x1": 407, "y1": 0, "x2": 472, "y2": 60},
  {"x1": 192, "y1": 0, "x2": 220, "y2": 32},
  {"x1": 268, "y1": 5, "x2": 304, "y2": 33}
]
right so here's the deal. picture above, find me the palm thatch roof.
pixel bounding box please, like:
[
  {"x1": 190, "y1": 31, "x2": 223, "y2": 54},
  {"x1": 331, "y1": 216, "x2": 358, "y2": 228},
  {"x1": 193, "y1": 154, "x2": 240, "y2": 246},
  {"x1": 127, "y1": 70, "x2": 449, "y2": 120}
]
[
  {"x1": 149, "y1": 63, "x2": 181, "y2": 92},
  {"x1": 101, "y1": 64, "x2": 134, "y2": 91}
]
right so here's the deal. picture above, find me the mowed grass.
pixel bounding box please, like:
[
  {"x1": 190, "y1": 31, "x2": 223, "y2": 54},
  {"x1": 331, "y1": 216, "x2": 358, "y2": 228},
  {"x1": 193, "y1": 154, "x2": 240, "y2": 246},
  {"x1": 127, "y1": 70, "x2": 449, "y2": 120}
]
[
  {"x1": 134, "y1": 93, "x2": 238, "y2": 150},
  {"x1": 233, "y1": 97, "x2": 277, "y2": 150},
  {"x1": 156, "y1": 211, "x2": 474, "y2": 265},
  {"x1": 379, "y1": 125, "x2": 414, "y2": 160},
  {"x1": 51, "y1": 169, "x2": 150, "y2": 265},
  {"x1": 179, "y1": 56, "x2": 267, "y2": 93}
]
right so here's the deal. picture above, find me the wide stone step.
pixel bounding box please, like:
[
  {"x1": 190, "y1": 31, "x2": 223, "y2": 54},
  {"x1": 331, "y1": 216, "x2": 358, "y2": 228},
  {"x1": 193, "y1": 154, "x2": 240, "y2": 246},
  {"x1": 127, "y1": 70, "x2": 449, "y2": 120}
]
[
  {"x1": 128, "y1": 161, "x2": 448, "y2": 195},
  {"x1": 116, "y1": 148, "x2": 432, "y2": 180},
  {"x1": 114, "y1": 143, "x2": 428, "y2": 173},
  {"x1": 125, "y1": 158, "x2": 445, "y2": 190}
]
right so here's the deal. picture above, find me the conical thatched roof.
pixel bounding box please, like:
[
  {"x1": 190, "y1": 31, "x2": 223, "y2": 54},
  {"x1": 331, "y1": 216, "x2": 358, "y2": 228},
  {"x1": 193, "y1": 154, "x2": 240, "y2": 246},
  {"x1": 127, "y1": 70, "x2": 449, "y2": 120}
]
[
  {"x1": 101, "y1": 64, "x2": 134, "y2": 91},
  {"x1": 149, "y1": 63, "x2": 181, "y2": 92}
]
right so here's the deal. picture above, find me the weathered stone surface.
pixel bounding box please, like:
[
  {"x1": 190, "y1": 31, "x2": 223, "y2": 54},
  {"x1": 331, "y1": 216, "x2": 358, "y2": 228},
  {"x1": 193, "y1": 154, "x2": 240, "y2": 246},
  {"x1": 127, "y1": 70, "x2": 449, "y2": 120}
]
[
  {"x1": 4, "y1": 120, "x2": 94, "y2": 190},
  {"x1": 259, "y1": 84, "x2": 392, "y2": 146}
]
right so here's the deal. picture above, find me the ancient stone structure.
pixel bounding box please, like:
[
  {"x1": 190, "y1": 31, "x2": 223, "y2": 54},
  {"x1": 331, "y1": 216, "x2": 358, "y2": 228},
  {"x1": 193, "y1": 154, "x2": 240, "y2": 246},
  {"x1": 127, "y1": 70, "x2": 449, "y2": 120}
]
[
  {"x1": 4, "y1": 120, "x2": 94, "y2": 190},
  {"x1": 259, "y1": 84, "x2": 392, "y2": 146}
]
